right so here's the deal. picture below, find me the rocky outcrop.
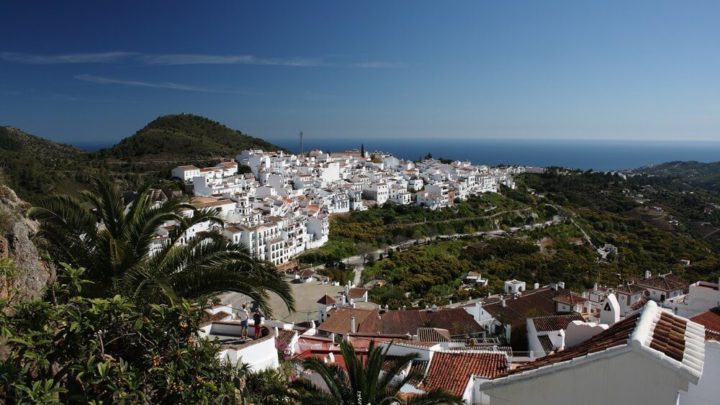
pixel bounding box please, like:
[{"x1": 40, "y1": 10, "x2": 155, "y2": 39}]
[{"x1": 0, "y1": 184, "x2": 55, "y2": 306}]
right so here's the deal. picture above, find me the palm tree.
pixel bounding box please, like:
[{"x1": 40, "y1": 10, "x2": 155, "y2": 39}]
[
  {"x1": 28, "y1": 177, "x2": 294, "y2": 313},
  {"x1": 292, "y1": 340, "x2": 462, "y2": 405}
]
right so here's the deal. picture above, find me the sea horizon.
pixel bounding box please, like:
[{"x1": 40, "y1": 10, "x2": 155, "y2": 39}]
[{"x1": 69, "y1": 137, "x2": 720, "y2": 172}]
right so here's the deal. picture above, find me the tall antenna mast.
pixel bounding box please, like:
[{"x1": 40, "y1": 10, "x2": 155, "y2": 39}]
[{"x1": 299, "y1": 131, "x2": 304, "y2": 156}]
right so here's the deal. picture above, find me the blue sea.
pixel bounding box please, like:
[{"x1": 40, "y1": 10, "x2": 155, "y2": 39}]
[
  {"x1": 72, "y1": 138, "x2": 720, "y2": 172},
  {"x1": 272, "y1": 138, "x2": 720, "y2": 171}
]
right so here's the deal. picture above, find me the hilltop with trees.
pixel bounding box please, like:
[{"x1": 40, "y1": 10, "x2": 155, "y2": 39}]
[{"x1": 0, "y1": 114, "x2": 285, "y2": 200}]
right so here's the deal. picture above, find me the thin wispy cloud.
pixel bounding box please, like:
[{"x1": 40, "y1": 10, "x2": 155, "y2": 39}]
[
  {"x1": 1, "y1": 51, "x2": 401, "y2": 68},
  {"x1": 352, "y1": 61, "x2": 406, "y2": 69},
  {"x1": 75, "y1": 74, "x2": 225, "y2": 93},
  {"x1": 139, "y1": 54, "x2": 325, "y2": 67},
  {"x1": 0, "y1": 51, "x2": 135, "y2": 64}
]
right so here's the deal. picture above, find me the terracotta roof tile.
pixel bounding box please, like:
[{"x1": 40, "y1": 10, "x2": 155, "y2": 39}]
[
  {"x1": 510, "y1": 313, "x2": 640, "y2": 375},
  {"x1": 531, "y1": 314, "x2": 585, "y2": 332},
  {"x1": 482, "y1": 287, "x2": 562, "y2": 328},
  {"x1": 417, "y1": 327, "x2": 451, "y2": 342},
  {"x1": 649, "y1": 312, "x2": 686, "y2": 362},
  {"x1": 275, "y1": 329, "x2": 296, "y2": 349},
  {"x1": 423, "y1": 352, "x2": 508, "y2": 396},
  {"x1": 690, "y1": 307, "x2": 720, "y2": 340},
  {"x1": 318, "y1": 308, "x2": 377, "y2": 335},
  {"x1": 632, "y1": 274, "x2": 688, "y2": 293},
  {"x1": 615, "y1": 283, "x2": 646, "y2": 295},
  {"x1": 358, "y1": 308, "x2": 483, "y2": 337},
  {"x1": 508, "y1": 302, "x2": 705, "y2": 381},
  {"x1": 407, "y1": 360, "x2": 429, "y2": 386},
  {"x1": 316, "y1": 294, "x2": 336, "y2": 305},
  {"x1": 552, "y1": 292, "x2": 588, "y2": 307},
  {"x1": 347, "y1": 287, "x2": 368, "y2": 299}
]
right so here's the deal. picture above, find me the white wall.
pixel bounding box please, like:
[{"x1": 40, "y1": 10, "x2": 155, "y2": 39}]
[
  {"x1": 480, "y1": 351, "x2": 690, "y2": 405},
  {"x1": 224, "y1": 336, "x2": 279, "y2": 372},
  {"x1": 679, "y1": 340, "x2": 720, "y2": 405}
]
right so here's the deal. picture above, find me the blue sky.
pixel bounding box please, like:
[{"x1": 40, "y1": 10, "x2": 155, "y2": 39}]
[{"x1": 1, "y1": 0, "x2": 719, "y2": 144}]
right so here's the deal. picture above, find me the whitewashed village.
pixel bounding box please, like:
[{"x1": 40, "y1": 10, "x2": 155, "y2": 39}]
[
  {"x1": 161, "y1": 149, "x2": 720, "y2": 404},
  {"x1": 166, "y1": 147, "x2": 517, "y2": 268}
]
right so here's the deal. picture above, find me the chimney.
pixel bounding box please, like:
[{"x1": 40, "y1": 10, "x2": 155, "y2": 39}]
[
  {"x1": 350, "y1": 316, "x2": 356, "y2": 334},
  {"x1": 558, "y1": 281, "x2": 565, "y2": 290},
  {"x1": 501, "y1": 297, "x2": 506, "y2": 307},
  {"x1": 534, "y1": 282, "x2": 540, "y2": 290},
  {"x1": 645, "y1": 270, "x2": 652, "y2": 280},
  {"x1": 593, "y1": 283, "x2": 598, "y2": 292}
]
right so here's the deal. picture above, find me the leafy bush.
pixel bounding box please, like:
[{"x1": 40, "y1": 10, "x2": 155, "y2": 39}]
[{"x1": 0, "y1": 267, "x2": 246, "y2": 404}]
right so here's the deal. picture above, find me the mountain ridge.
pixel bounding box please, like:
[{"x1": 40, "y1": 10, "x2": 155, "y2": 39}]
[
  {"x1": 0, "y1": 114, "x2": 285, "y2": 198},
  {"x1": 97, "y1": 113, "x2": 287, "y2": 159}
]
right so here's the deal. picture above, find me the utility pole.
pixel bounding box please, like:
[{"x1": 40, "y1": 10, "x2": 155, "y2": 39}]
[{"x1": 299, "y1": 131, "x2": 304, "y2": 157}]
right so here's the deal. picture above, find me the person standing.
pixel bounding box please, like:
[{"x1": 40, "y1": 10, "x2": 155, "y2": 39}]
[
  {"x1": 237, "y1": 304, "x2": 249, "y2": 339},
  {"x1": 252, "y1": 308, "x2": 263, "y2": 338}
]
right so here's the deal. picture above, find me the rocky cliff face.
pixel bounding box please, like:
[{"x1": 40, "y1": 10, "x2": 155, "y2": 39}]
[{"x1": 0, "y1": 184, "x2": 54, "y2": 306}]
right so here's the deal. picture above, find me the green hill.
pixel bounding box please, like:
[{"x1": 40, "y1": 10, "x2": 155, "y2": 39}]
[
  {"x1": 0, "y1": 126, "x2": 90, "y2": 196},
  {"x1": 632, "y1": 161, "x2": 720, "y2": 193},
  {"x1": 0, "y1": 114, "x2": 286, "y2": 199},
  {"x1": 99, "y1": 114, "x2": 284, "y2": 159}
]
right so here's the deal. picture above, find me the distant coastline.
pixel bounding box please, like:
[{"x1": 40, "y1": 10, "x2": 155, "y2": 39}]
[
  {"x1": 68, "y1": 138, "x2": 720, "y2": 171},
  {"x1": 270, "y1": 138, "x2": 720, "y2": 171}
]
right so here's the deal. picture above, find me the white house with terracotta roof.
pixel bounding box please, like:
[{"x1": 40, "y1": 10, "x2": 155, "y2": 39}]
[
  {"x1": 476, "y1": 301, "x2": 707, "y2": 405},
  {"x1": 632, "y1": 271, "x2": 687, "y2": 304}
]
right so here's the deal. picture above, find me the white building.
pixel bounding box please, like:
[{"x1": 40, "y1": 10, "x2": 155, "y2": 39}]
[
  {"x1": 362, "y1": 182, "x2": 389, "y2": 206},
  {"x1": 477, "y1": 301, "x2": 706, "y2": 405},
  {"x1": 171, "y1": 165, "x2": 200, "y2": 182}
]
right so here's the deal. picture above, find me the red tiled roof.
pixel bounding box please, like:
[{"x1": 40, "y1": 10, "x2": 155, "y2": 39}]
[
  {"x1": 347, "y1": 288, "x2": 368, "y2": 299},
  {"x1": 318, "y1": 308, "x2": 377, "y2": 335},
  {"x1": 275, "y1": 329, "x2": 296, "y2": 349},
  {"x1": 552, "y1": 292, "x2": 587, "y2": 307},
  {"x1": 407, "y1": 360, "x2": 429, "y2": 385},
  {"x1": 417, "y1": 327, "x2": 451, "y2": 342},
  {"x1": 358, "y1": 308, "x2": 483, "y2": 337},
  {"x1": 423, "y1": 352, "x2": 508, "y2": 396},
  {"x1": 317, "y1": 294, "x2": 336, "y2": 305},
  {"x1": 531, "y1": 314, "x2": 585, "y2": 332},
  {"x1": 482, "y1": 287, "x2": 562, "y2": 328},
  {"x1": 632, "y1": 274, "x2": 688, "y2": 292},
  {"x1": 510, "y1": 313, "x2": 640, "y2": 375},
  {"x1": 690, "y1": 307, "x2": 720, "y2": 340},
  {"x1": 511, "y1": 303, "x2": 702, "y2": 377},
  {"x1": 650, "y1": 312, "x2": 687, "y2": 362},
  {"x1": 615, "y1": 283, "x2": 646, "y2": 295}
]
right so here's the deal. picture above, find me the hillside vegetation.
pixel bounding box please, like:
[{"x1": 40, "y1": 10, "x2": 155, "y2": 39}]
[
  {"x1": 0, "y1": 127, "x2": 92, "y2": 195},
  {"x1": 631, "y1": 160, "x2": 720, "y2": 193},
  {"x1": 0, "y1": 114, "x2": 284, "y2": 199},
  {"x1": 98, "y1": 114, "x2": 284, "y2": 159}
]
